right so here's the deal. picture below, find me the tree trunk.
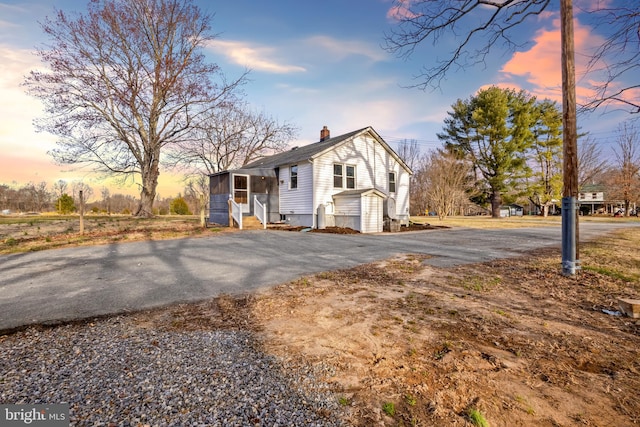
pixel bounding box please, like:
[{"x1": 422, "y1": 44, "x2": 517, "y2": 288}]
[
  {"x1": 135, "y1": 162, "x2": 160, "y2": 218},
  {"x1": 490, "y1": 190, "x2": 502, "y2": 218}
]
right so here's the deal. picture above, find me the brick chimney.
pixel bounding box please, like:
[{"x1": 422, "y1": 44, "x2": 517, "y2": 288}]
[{"x1": 320, "y1": 126, "x2": 330, "y2": 141}]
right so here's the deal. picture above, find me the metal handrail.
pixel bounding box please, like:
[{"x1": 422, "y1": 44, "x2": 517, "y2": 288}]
[{"x1": 254, "y1": 195, "x2": 267, "y2": 229}]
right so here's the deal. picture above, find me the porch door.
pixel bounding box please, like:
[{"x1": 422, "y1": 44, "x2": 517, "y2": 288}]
[{"x1": 233, "y1": 174, "x2": 250, "y2": 212}]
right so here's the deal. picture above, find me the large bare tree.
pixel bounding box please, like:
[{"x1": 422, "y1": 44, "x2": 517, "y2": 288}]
[
  {"x1": 384, "y1": 0, "x2": 638, "y2": 113},
  {"x1": 418, "y1": 149, "x2": 471, "y2": 220},
  {"x1": 168, "y1": 103, "x2": 297, "y2": 175},
  {"x1": 25, "y1": 0, "x2": 245, "y2": 217}
]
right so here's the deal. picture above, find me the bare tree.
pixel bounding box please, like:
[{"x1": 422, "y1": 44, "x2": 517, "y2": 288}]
[
  {"x1": 419, "y1": 149, "x2": 471, "y2": 220},
  {"x1": 396, "y1": 139, "x2": 421, "y2": 172},
  {"x1": 169, "y1": 103, "x2": 296, "y2": 175},
  {"x1": 581, "y1": 4, "x2": 640, "y2": 113},
  {"x1": 384, "y1": 0, "x2": 638, "y2": 113},
  {"x1": 578, "y1": 136, "x2": 608, "y2": 187},
  {"x1": 183, "y1": 175, "x2": 209, "y2": 209},
  {"x1": 100, "y1": 187, "x2": 111, "y2": 214},
  {"x1": 72, "y1": 181, "x2": 94, "y2": 205},
  {"x1": 25, "y1": 0, "x2": 245, "y2": 217},
  {"x1": 52, "y1": 180, "x2": 68, "y2": 199},
  {"x1": 29, "y1": 181, "x2": 52, "y2": 212},
  {"x1": 609, "y1": 122, "x2": 640, "y2": 216},
  {"x1": 384, "y1": 0, "x2": 550, "y2": 90}
]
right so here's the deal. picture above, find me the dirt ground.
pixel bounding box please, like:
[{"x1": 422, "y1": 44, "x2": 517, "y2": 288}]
[
  {"x1": 129, "y1": 228, "x2": 640, "y2": 427},
  {"x1": 2, "y1": 216, "x2": 640, "y2": 426}
]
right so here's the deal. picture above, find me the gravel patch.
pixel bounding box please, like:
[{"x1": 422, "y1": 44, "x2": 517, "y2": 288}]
[{"x1": 0, "y1": 317, "x2": 345, "y2": 426}]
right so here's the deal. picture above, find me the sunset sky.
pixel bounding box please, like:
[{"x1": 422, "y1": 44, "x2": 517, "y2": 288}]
[{"x1": 0, "y1": 0, "x2": 634, "y2": 200}]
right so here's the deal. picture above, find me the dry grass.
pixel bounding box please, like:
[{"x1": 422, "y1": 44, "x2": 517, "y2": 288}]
[
  {"x1": 0, "y1": 214, "x2": 225, "y2": 254},
  {"x1": 411, "y1": 214, "x2": 638, "y2": 229}
]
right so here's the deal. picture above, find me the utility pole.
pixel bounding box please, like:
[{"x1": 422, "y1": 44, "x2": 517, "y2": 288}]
[{"x1": 561, "y1": 0, "x2": 579, "y2": 275}]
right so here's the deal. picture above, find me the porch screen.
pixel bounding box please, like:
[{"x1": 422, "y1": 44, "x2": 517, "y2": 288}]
[{"x1": 234, "y1": 175, "x2": 248, "y2": 204}]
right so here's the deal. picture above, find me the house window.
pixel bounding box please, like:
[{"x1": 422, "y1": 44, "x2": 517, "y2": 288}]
[
  {"x1": 579, "y1": 193, "x2": 585, "y2": 200},
  {"x1": 290, "y1": 165, "x2": 298, "y2": 189},
  {"x1": 346, "y1": 165, "x2": 355, "y2": 189},
  {"x1": 333, "y1": 164, "x2": 343, "y2": 188},
  {"x1": 334, "y1": 163, "x2": 355, "y2": 188},
  {"x1": 389, "y1": 172, "x2": 396, "y2": 193},
  {"x1": 592, "y1": 193, "x2": 598, "y2": 199}
]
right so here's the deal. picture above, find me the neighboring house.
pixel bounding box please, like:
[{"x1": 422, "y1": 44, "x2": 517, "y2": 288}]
[
  {"x1": 209, "y1": 126, "x2": 412, "y2": 233},
  {"x1": 578, "y1": 184, "x2": 637, "y2": 215},
  {"x1": 578, "y1": 184, "x2": 605, "y2": 215}
]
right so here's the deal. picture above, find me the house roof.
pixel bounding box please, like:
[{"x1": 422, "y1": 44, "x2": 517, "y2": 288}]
[
  {"x1": 243, "y1": 126, "x2": 413, "y2": 174},
  {"x1": 579, "y1": 184, "x2": 605, "y2": 193}
]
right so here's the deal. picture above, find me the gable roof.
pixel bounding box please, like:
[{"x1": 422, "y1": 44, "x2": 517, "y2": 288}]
[{"x1": 243, "y1": 126, "x2": 413, "y2": 174}]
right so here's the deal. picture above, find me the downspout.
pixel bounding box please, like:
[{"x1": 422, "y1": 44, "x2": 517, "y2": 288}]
[{"x1": 309, "y1": 158, "x2": 315, "y2": 228}]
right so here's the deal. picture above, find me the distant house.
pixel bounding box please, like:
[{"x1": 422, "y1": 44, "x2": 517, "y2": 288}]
[
  {"x1": 209, "y1": 126, "x2": 412, "y2": 233},
  {"x1": 500, "y1": 204, "x2": 524, "y2": 217},
  {"x1": 578, "y1": 184, "x2": 636, "y2": 215},
  {"x1": 578, "y1": 184, "x2": 605, "y2": 214}
]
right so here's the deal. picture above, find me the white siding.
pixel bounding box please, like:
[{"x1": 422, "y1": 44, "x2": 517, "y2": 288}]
[
  {"x1": 279, "y1": 162, "x2": 313, "y2": 215},
  {"x1": 334, "y1": 195, "x2": 361, "y2": 216},
  {"x1": 313, "y1": 133, "x2": 411, "y2": 221},
  {"x1": 362, "y1": 194, "x2": 383, "y2": 233}
]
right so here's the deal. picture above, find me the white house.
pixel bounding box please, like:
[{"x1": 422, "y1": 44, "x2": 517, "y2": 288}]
[{"x1": 209, "y1": 126, "x2": 412, "y2": 233}]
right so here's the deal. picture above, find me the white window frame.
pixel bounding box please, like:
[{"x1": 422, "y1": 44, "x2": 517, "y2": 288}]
[
  {"x1": 345, "y1": 165, "x2": 356, "y2": 189},
  {"x1": 333, "y1": 164, "x2": 343, "y2": 188},
  {"x1": 290, "y1": 165, "x2": 298, "y2": 189},
  {"x1": 389, "y1": 171, "x2": 396, "y2": 193},
  {"x1": 334, "y1": 163, "x2": 356, "y2": 189}
]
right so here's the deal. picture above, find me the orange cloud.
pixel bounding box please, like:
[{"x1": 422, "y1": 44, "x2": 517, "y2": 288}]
[{"x1": 498, "y1": 13, "x2": 605, "y2": 105}]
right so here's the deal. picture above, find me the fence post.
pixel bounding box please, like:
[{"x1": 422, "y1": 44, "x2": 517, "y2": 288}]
[
  {"x1": 200, "y1": 194, "x2": 205, "y2": 228},
  {"x1": 79, "y1": 190, "x2": 84, "y2": 235}
]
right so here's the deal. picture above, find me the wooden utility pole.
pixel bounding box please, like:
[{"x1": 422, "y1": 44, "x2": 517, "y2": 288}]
[{"x1": 561, "y1": 0, "x2": 579, "y2": 275}]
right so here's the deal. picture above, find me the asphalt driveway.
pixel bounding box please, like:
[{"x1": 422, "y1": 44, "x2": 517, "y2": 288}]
[{"x1": 1, "y1": 222, "x2": 637, "y2": 331}]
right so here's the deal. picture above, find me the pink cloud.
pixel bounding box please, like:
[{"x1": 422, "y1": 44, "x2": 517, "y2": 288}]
[
  {"x1": 386, "y1": 0, "x2": 418, "y2": 21},
  {"x1": 498, "y1": 13, "x2": 605, "y2": 105}
]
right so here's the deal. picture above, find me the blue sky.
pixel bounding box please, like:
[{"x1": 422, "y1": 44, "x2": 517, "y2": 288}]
[{"x1": 0, "y1": 0, "x2": 634, "y2": 198}]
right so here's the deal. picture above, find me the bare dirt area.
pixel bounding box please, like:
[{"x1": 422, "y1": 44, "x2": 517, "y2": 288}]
[{"x1": 128, "y1": 228, "x2": 640, "y2": 426}]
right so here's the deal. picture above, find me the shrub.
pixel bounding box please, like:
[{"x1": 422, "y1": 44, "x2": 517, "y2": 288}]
[
  {"x1": 56, "y1": 194, "x2": 75, "y2": 214},
  {"x1": 170, "y1": 197, "x2": 192, "y2": 215}
]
